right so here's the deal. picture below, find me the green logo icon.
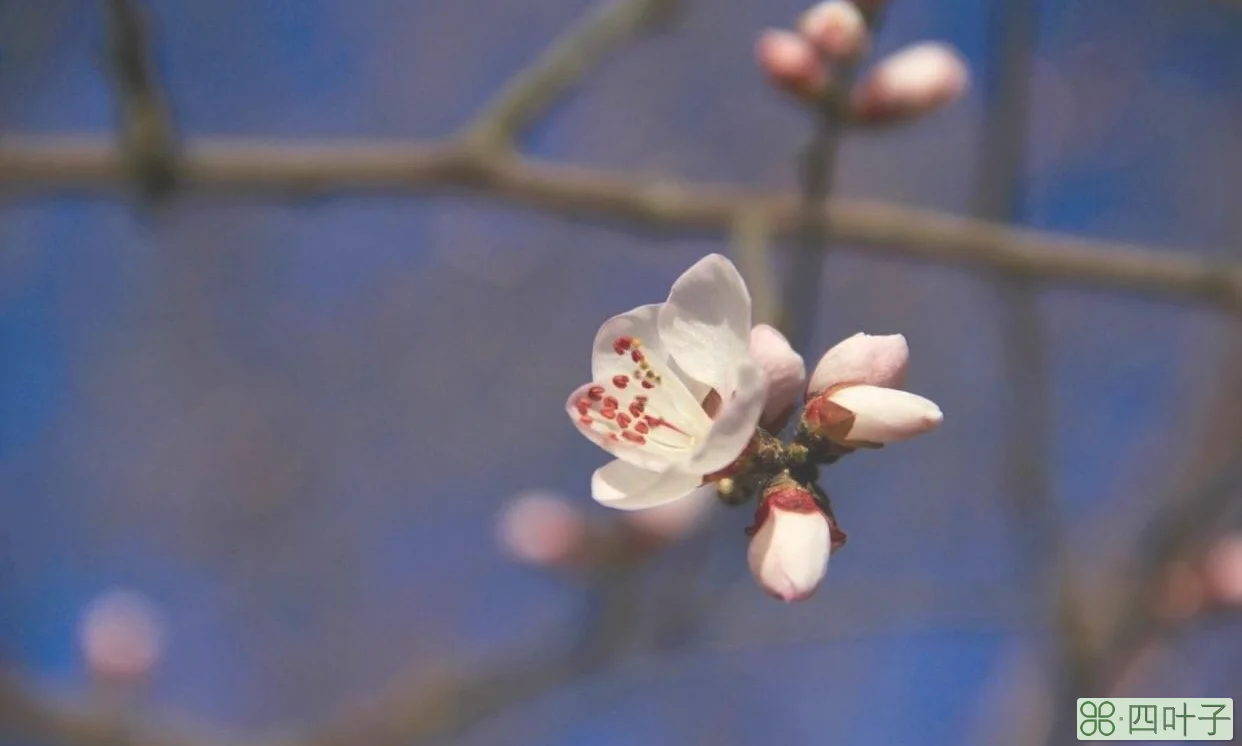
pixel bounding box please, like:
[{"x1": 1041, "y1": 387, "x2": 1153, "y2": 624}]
[{"x1": 1079, "y1": 700, "x2": 1116, "y2": 737}]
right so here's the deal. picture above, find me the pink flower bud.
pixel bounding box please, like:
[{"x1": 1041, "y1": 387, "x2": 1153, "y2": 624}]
[
  {"x1": 622, "y1": 488, "x2": 713, "y2": 547},
  {"x1": 807, "y1": 332, "x2": 909, "y2": 396},
  {"x1": 852, "y1": 42, "x2": 969, "y2": 125},
  {"x1": 798, "y1": 1, "x2": 869, "y2": 62},
  {"x1": 1203, "y1": 536, "x2": 1242, "y2": 606},
  {"x1": 746, "y1": 476, "x2": 837, "y2": 602},
  {"x1": 497, "y1": 491, "x2": 588, "y2": 568},
  {"x1": 79, "y1": 590, "x2": 165, "y2": 683},
  {"x1": 804, "y1": 384, "x2": 942, "y2": 447},
  {"x1": 756, "y1": 29, "x2": 828, "y2": 101},
  {"x1": 748, "y1": 324, "x2": 807, "y2": 432}
]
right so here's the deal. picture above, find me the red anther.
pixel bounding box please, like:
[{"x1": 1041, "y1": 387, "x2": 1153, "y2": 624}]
[
  {"x1": 621, "y1": 431, "x2": 647, "y2": 444},
  {"x1": 634, "y1": 421, "x2": 650, "y2": 434},
  {"x1": 602, "y1": 396, "x2": 619, "y2": 409},
  {"x1": 612, "y1": 336, "x2": 634, "y2": 354},
  {"x1": 628, "y1": 401, "x2": 645, "y2": 417},
  {"x1": 630, "y1": 349, "x2": 645, "y2": 363},
  {"x1": 577, "y1": 416, "x2": 593, "y2": 426},
  {"x1": 575, "y1": 400, "x2": 590, "y2": 416},
  {"x1": 611, "y1": 374, "x2": 629, "y2": 389},
  {"x1": 616, "y1": 413, "x2": 632, "y2": 428},
  {"x1": 587, "y1": 386, "x2": 605, "y2": 401},
  {"x1": 601, "y1": 408, "x2": 617, "y2": 420},
  {"x1": 641, "y1": 380, "x2": 655, "y2": 389}
]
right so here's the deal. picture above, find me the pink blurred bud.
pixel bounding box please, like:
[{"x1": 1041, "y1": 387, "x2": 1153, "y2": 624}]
[
  {"x1": 807, "y1": 332, "x2": 909, "y2": 396},
  {"x1": 799, "y1": 1, "x2": 869, "y2": 62},
  {"x1": 623, "y1": 488, "x2": 713, "y2": 547},
  {"x1": 804, "y1": 384, "x2": 942, "y2": 447},
  {"x1": 852, "y1": 42, "x2": 969, "y2": 125},
  {"x1": 79, "y1": 590, "x2": 165, "y2": 683},
  {"x1": 749, "y1": 324, "x2": 807, "y2": 432},
  {"x1": 756, "y1": 29, "x2": 828, "y2": 100},
  {"x1": 1203, "y1": 536, "x2": 1242, "y2": 606},
  {"x1": 497, "y1": 491, "x2": 588, "y2": 568},
  {"x1": 746, "y1": 476, "x2": 833, "y2": 602}
]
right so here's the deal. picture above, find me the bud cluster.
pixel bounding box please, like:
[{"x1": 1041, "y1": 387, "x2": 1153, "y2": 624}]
[
  {"x1": 756, "y1": 0, "x2": 969, "y2": 127},
  {"x1": 723, "y1": 328, "x2": 942, "y2": 601}
]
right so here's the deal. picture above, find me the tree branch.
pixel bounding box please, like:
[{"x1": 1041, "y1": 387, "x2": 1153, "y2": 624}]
[
  {"x1": 460, "y1": 0, "x2": 679, "y2": 153},
  {"x1": 778, "y1": 10, "x2": 887, "y2": 351},
  {"x1": 1, "y1": 135, "x2": 1239, "y2": 312},
  {"x1": 101, "y1": 0, "x2": 178, "y2": 201}
]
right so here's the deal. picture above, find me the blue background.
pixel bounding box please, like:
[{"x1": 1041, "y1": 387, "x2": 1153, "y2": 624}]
[{"x1": 2, "y1": 0, "x2": 1241, "y2": 743}]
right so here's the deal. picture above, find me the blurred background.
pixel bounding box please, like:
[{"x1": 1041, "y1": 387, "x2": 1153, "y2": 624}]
[{"x1": 1, "y1": 0, "x2": 1241, "y2": 744}]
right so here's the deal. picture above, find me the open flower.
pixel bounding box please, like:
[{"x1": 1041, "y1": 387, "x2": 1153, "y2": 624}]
[{"x1": 568, "y1": 255, "x2": 768, "y2": 511}]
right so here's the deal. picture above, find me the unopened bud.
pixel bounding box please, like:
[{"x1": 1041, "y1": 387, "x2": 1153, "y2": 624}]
[
  {"x1": 852, "y1": 42, "x2": 969, "y2": 125},
  {"x1": 803, "y1": 384, "x2": 942, "y2": 447},
  {"x1": 746, "y1": 475, "x2": 838, "y2": 602},
  {"x1": 497, "y1": 491, "x2": 588, "y2": 568},
  {"x1": 756, "y1": 29, "x2": 829, "y2": 101},
  {"x1": 808, "y1": 332, "x2": 909, "y2": 396},
  {"x1": 749, "y1": 324, "x2": 807, "y2": 432},
  {"x1": 799, "y1": 1, "x2": 869, "y2": 62},
  {"x1": 79, "y1": 590, "x2": 165, "y2": 683}
]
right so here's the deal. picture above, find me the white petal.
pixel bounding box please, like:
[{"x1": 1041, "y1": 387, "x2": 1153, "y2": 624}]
[
  {"x1": 749, "y1": 324, "x2": 806, "y2": 430},
  {"x1": 747, "y1": 507, "x2": 830, "y2": 602},
  {"x1": 807, "y1": 332, "x2": 909, "y2": 395},
  {"x1": 591, "y1": 303, "x2": 661, "y2": 382},
  {"x1": 685, "y1": 358, "x2": 767, "y2": 475},
  {"x1": 827, "y1": 384, "x2": 943, "y2": 444},
  {"x1": 591, "y1": 460, "x2": 704, "y2": 511},
  {"x1": 658, "y1": 254, "x2": 752, "y2": 392},
  {"x1": 578, "y1": 305, "x2": 713, "y2": 466}
]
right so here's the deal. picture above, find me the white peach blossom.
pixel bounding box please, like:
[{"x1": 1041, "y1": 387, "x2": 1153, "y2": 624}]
[{"x1": 568, "y1": 255, "x2": 768, "y2": 511}]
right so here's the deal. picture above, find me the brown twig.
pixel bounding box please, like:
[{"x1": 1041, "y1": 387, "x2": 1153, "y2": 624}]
[
  {"x1": 101, "y1": 0, "x2": 177, "y2": 201},
  {"x1": 1, "y1": 136, "x2": 1239, "y2": 311},
  {"x1": 969, "y1": 1, "x2": 1095, "y2": 742},
  {"x1": 731, "y1": 207, "x2": 779, "y2": 326},
  {"x1": 0, "y1": 673, "x2": 241, "y2": 746},
  {"x1": 777, "y1": 9, "x2": 885, "y2": 351},
  {"x1": 461, "y1": 0, "x2": 680, "y2": 154}
]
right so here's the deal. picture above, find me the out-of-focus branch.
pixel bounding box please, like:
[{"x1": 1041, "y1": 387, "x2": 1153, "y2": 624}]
[
  {"x1": 1, "y1": 136, "x2": 1239, "y2": 312},
  {"x1": 969, "y1": 1, "x2": 1094, "y2": 743},
  {"x1": 778, "y1": 9, "x2": 886, "y2": 352},
  {"x1": 461, "y1": 0, "x2": 680, "y2": 153},
  {"x1": 101, "y1": 0, "x2": 177, "y2": 201},
  {"x1": 0, "y1": 573, "x2": 1026, "y2": 746},
  {"x1": 0, "y1": 673, "x2": 232, "y2": 746},
  {"x1": 731, "y1": 208, "x2": 779, "y2": 326}
]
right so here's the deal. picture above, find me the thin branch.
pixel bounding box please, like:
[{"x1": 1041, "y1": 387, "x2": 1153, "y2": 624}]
[
  {"x1": 1, "y1": 136, "x2": 1239, "y2": 311},
  {"x1": 0, "y1": 673, "x2": 241, "y2": 746},
  {"x1": 731, "y1": 208, "x2": 778, "y2": 326},
  {"x1": 461, "y1": 0, "x2": 679, "y2": 153},
  {"x1": 778, "y1": 11, "x2": 886, "y2": 352},
  {"x1": 101, "y1": 0, "x2": 177, "y2": 200},
  {"x1": 970, "y1": 1, "x2": 1092, "y2": 742}
]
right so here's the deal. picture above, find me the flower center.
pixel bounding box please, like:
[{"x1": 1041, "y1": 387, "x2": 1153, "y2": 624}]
[{"x1": 572, "y1": 336, "x2": 699, "y2": 452}]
